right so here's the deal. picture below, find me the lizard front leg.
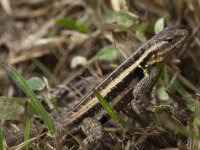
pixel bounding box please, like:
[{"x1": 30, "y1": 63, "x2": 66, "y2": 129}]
[{"x1": 133, "y1": 67, "x2": 163, "y2": 113}]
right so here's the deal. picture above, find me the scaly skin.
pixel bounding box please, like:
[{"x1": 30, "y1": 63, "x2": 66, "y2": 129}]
[{"x1": 6, "y1": 27, "x2": 188, "y2": 148}]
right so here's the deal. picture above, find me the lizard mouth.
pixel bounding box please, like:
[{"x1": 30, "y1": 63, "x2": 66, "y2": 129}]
[{"x1": 175, "y1": 29, "x2": 189, "y2": 48}]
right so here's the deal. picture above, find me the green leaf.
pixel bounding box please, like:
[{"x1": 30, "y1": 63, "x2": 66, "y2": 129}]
[
  {"x1": 5, "y1": 64, "x2": 55, "y2": 136},
  {"x1": 0, "y1": 97, "x2": 22, "y2": 121},
  {"x1": 76, "y1": 23, "x2": 89, "y2": 34},
  {"x1": 27, "y1": 77, "x2": 45, "y2": 91},
  {"x1": 55, "y1": 18, "x2": 89, "y2": 34},
  {"x1": 157, "y1": 86, "x2": 169, "y2": 101},
  {"x1": 56, "y1": 18, "x2": 76, "y2": 29},
  {"x1": 116, "y1": 12, "x2": 133, "y2": 27},
  {"x1": 136, "y1": 30, "x2": 146, "y2": 42},
  {"x1": 93, "y1": 89, "x2": 131, "y2": 127},
  {"x1": 103, "y1": 11, "x2": 134, "y2": 27},
  {"x1": 95, "y1": 45, "x2": 118, "y2": 61},
  {"x1": 102, "y1": 11, "x2": 116, "y2": 23},
  {"x1": 154, "y1": 18, "x2": 165, "y2": 34},
  {"x1": 135, "y1": 22, "x2": 149, "y2": 42}
]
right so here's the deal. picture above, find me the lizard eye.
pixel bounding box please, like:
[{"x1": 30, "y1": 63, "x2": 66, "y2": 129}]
[{"x1": 165, "y1": 38, "x2": 174, "y2": 43}]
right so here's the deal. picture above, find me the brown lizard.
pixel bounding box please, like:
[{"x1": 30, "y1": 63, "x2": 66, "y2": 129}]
[{"x1": 6, "y1": 26, "x2": 188, "y2": 149}]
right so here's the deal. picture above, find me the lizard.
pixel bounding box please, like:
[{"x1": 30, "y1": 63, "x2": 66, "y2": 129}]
[{"x1": 6, "y1": 26, "x2": 188, "y2": 149}]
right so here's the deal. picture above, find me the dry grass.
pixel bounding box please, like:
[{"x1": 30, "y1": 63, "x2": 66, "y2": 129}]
[{"x1": 0, "y1": 0, "x2": 200, "y2": 149}]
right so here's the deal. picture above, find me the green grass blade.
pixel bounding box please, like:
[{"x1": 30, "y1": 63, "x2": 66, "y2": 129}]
[
  {"x1": 0, "y1": 122, "x2": 4, "y2": 150},
  {"x1": 93, "y1": 89, "x2": 131, "y2": 127},
  {"x1": 24, "y1": 117, "x2": 31, "y2": 150},
  {"x1": 168, "y1": 122, "x2": 200, "y2": 140},
  {"x1": 5, "y1": 64, "x2": 55, "y2": 136}
]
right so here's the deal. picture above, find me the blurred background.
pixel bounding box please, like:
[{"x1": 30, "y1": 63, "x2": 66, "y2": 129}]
[{"x1": 0, "y1": 0, "x2": 200, "y2": 149}]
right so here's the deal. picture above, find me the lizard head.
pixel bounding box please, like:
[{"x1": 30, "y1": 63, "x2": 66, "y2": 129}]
[
  {"x1": 144, "y1": 26, "x2": 189, "y2": 68},
  {"x1": 155, "y1": 26, "x2": 188, "y2": 49}
]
